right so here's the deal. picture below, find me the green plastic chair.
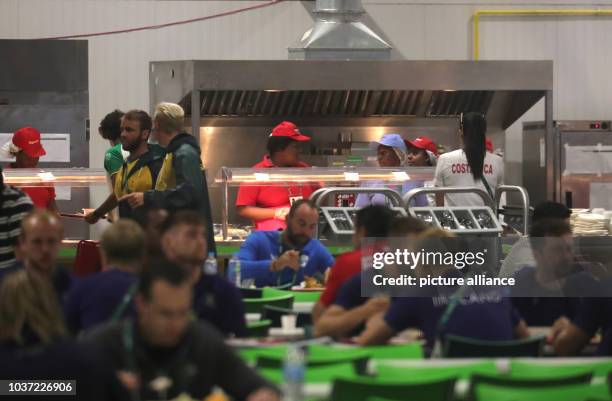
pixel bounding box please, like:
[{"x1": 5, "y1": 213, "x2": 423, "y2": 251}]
[
  {"x1": 512, "y1": 360, "x2": 612, "y2": 378},
  {"x1": 375, "y1": 360, "x2": 498, "y2": 381},
  {"x1": 256, "y1": 345, "x2": 371, "y2": 374},
  {"x1": 330, "y1": 377, "x2": 456, "y2": 401},
  {"x1": 474, "y1": 382, "x2": 610, "y2": 401},
  {"x1": 470, "y1": 373, "x2": 596, "y2": 401},
  {"x1": 237, "y1": 345, "x2": 287, "y2": 365},
  {"x1": 245, "y1": 319, "x2": 271, "y2": 338},
  {"x1": 243, "y1": 294, "x2": 294, "y2": 314},
  {"x1": 443, "y1": 334, "x2": 545, "y2": 358},
  {"x1": 361, "y1": 343, "x2": 424, "y2": 360},
  {"x1": 262, "y1": 287, "x2": 322, "y2": 303},
  {"x1": 259, "y1": 362, "x2": 357, "y2": 385}
]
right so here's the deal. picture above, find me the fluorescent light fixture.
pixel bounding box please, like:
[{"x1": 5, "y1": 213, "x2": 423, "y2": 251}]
[
  {"x1": 392, "y1": 171, "x2": 410, "y2": 181},
  {"x1": 254, "y1": 173, "x2": 270, "y2": 181},
  {"x1": 344, "y1": 172, "x2": 360, "y2": 181},
  {"x1": 37, "y1": 172, "x2": 56, "y2": 181}
]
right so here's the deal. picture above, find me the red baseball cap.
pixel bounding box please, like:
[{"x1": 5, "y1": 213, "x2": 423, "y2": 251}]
[
  {"x1": 405, "y1": 136, "x2": 438, "y2": 156},
  {"x1": 486, "y1": 138, "x2": 494, "y2": 152},
  {"x1": 270, "y1": 121, "x2": 310, "y2": 142},
  {"x1": 13, "y1": 127, "x2": 46, "y2": 158}
]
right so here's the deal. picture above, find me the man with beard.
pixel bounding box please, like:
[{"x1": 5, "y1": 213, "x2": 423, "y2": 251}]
[
  {"x1": 86, "y1": 110, "x2": 164, "y2": 222},
  {"x1": 237, "y1": 199, "x2": 334, "y2": 288},
  {"x1": 160, "y1": 210, "x2": 247, "y2": 337}
]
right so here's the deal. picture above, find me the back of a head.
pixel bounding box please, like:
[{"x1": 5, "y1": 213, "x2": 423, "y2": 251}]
[
  {"x1": 461, "y1": 112, "x2": 487, "y2": 180},
  {"x1": 0, "y1": 270, "x2": 65, "y2": 345},
  {"x1": 388, "y1": 215, "x2": 429, "y2": 237},
  {"x1": 532, "y1": 201, "x2": 571, "y2": 223},
  {"x1": 529, "y1": 218, "x2": 572, "y2": 248},
  {"x1": 154, "y1": 102, "x2": 184, "y2": 134},
  {"x1": 101, "y1": 219, "x2": 145, "y2": 269},
  {"x1": 159, "y1": 210, "x2": 206, "y2": 237},
  {"x1": 99, "y1": 109, "x2": 124, "y2": 142},
  {"x1": 138, "y1": 259, "x2": 190, "y2": 301},
  {"x1": 355, "y1": 205, "x2": 395, "y2": 238}
]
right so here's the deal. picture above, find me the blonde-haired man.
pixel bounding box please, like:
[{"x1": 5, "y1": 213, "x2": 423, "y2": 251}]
[{"x1": 120, "y1": 102, "x2": 216, "y2": 254}]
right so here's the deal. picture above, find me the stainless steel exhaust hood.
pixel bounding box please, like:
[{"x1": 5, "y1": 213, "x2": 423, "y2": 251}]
[
  {"x1": 288, "y1": 0, "x2": 392, "y2": 60},
  {"x1": 151, "y1": 60, "x2": 552, "y2": 130}
]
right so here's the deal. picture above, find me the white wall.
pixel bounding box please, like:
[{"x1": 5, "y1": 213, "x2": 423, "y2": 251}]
[{"x1": 1, "y1": 0, "x2": 612, "y2": 220}]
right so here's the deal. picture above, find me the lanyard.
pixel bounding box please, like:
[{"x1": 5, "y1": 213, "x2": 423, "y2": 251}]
[{"x1": 120, "y1": 161, "x2": 144, "y2": 195}]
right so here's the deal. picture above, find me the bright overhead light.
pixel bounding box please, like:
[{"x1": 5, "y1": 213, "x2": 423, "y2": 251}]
[{"x1": 264, "y1": 89, "x2": 284, "y2": 93}]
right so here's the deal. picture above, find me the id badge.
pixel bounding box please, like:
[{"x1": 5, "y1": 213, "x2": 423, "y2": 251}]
[{"x1": 289, "y1": 196, "x2": 303, "y2": 205}]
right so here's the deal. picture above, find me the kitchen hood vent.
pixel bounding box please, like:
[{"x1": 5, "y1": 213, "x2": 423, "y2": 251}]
[
  {"x1": 180, "y1": 89, "x2": 492, "y2": 118},
  {"x1": 288, "y1": 0, "x2": 392, "y2": 60}
]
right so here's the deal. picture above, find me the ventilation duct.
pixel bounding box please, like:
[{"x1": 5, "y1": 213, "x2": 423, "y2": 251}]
[{"x1": 289, "y1": 0, "x2": 392, "y2": 60}]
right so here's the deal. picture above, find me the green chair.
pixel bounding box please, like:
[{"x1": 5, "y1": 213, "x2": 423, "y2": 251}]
[
  {"x1": 375, "y1": 360, "x2": 497, "y2": 381},
  {"x1": 261, "y1": 305, "x2": 312, "y2": 327},
  {"x1": 362, "y1": 344, "x2": 424, "y2": 360},
  {"x1": 473, "y1": 382, "x2": 610, "y2": 401},
  {"x1": 512, "y1": 360, "x2": 612, "y2": 378},
  {"x1": 443, "y1": 334, "x2": 545, "y2": 358},
  {"x1": 245, "y1": 319, "x2": 271, "y2": 337},
  {"x1": 330, "y1": 377, "x2": 456, "y2": 401},
  {"x1": 259, "y1": 362, "x2": 357, "y2": 385},
  {"x1": 243, "y1": 294, "x2": 294, "y2": 314},
  {"x1": 262, "y1": 287, "x2": 322, "y2": 303},
  {"x1": 470, "y1": 373, "x2": 596, "y2": 401},
  {"x1": 256, "y1": 345, "x2": 371, "y2": 374}
]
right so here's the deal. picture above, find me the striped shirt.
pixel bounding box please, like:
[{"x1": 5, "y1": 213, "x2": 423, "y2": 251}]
[{"x1": 0, "y1": 185, "x2": 33, "y2": 269}]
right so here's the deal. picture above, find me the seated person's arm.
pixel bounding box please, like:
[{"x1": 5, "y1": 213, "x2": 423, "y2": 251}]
[
  {"x1": 314, "y1": 297, "x2": 389, "y2": 338},
  {"x1": 513, "y1": 319, "x2": 530, "y2": 339},
  {"x1": 236, "y1": 236, "x2": 275, "y2": 285},
  {"x1": 237, "y1": 205, "x2": 278, "y2": 221},
  {"x1": 550, "y1": 316, "x2": 591, "y2": 356},
  {"x1": 356, "y1": 313, "x2": 395, "y2": 345},
  {"x1": 311, "y1": 301, "x2": 326, "y2": 323}
]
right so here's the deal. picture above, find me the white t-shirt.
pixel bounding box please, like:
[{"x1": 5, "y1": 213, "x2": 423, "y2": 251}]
[{"x1": 433, "y1": 149, "x2": 504, "y2": 206}]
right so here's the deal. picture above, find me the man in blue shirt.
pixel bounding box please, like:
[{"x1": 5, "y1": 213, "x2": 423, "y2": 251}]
[
  {"x1": 160, "y1": 210, "x2": 247, "y2": 337},
  {"x1": 511, "y1": 218, "x2": 599, "y2": 326},
  {"x1": 64, "y1": 219, "x2": 144, "y2": 334},
  {"x1": 236, "y1": 199, "x2": 334, "y2": 288}
]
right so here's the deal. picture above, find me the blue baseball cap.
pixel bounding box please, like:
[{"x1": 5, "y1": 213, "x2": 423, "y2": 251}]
[{"x1": 369, "y1": 133, "x2": 407, "y2": 152}]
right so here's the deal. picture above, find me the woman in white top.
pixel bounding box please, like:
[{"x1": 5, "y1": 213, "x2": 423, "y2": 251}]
[{"x1": 433, "y1": 112, "x2": 504, "y2": 206}]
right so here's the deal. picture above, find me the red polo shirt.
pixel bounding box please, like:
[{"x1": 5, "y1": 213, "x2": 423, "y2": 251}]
[
  {"x1": 5, "y1": 165, "x2": 56, "y2": 209},
  {"x1": 236, "y1": 156, "x2": 317, "y2": 231},
  {"x1": 319, "y1": 249, "x2": 362, "y2": 307}
]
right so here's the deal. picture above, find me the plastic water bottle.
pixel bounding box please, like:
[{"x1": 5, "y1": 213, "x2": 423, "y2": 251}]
[
  {"x1": 227, "y1": 255, "x2": 241, "y2": 287},
  {"x1": 283, "y1": 345, "x2": 305, "y2": 401},
  {"x1": 203, "y1": 252, "x2": 217, "y2": 275}
]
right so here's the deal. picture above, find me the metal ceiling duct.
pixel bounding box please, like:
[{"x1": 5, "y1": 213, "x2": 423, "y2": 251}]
[{"x1": 288, "y1": 0, "x2": 392, "y2": 60}]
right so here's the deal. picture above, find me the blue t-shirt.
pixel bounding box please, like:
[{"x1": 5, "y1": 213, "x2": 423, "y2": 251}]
[
  {"x1": 334, "y1": 274, "x2": 368, "y2": 310},
  {"x1": 384, "y1": 279, "x2": 521, "y2": 348},
  {"x1": 511, "y1": 266, "x2": 599, "y2": 326},
  {"x1": 193, "y1": 274, "x2": 247, "y2": 337},
  {"x1": 236, "y1": 231, "x2": 334, "y2": 287},
  {"x1": 572, "y1": 278, "x2": 612, "y2": 356},
  {"x1": 64, "y1": 269, "x2": 137, "y2": 334}
]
